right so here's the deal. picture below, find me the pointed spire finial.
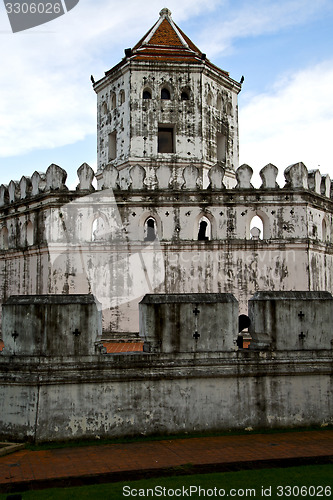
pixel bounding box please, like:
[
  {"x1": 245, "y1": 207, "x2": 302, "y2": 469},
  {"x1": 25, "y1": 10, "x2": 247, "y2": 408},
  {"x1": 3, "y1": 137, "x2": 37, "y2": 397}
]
[{"x1": 159, "y1": 7, "x2": 172, "y2": 18}]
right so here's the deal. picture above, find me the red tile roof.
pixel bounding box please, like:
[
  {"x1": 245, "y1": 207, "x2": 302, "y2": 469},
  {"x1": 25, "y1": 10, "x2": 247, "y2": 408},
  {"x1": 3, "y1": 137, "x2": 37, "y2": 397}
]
[
  {"x1": 0, "y1": 339, "x2": 248, "y2": 352},
  {"x1": 131, "y1": 14, "x2": 204, "y2": 64},
  {"x1": 103, "y1": 342, "x2": 143, "y2": 353},
  {"x1": 101, "y1": 9, "x2": 230, "y2": 81},
  {"x1": 148, "y1": 18, "x2": 184, "y2": 47},
  {"x1": 0, "y1": 340, "x2": 143, "y2": 354}
]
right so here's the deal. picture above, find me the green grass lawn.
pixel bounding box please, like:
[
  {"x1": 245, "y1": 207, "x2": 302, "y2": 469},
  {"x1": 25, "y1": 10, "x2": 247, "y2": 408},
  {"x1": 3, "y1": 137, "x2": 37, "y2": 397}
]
[{"x1": 1, "y1": 465, "x2": 332, "y2": 500}]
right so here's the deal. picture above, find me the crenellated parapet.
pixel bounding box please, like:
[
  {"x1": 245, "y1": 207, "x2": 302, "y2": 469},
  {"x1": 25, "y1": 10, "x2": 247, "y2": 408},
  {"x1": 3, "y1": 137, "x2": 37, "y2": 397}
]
[
  {"x1": 1, "y1": 160, "x2": 333, "y2": 253},
  {"x1": 1, "y1": 161, "x2": 332, "y2": 204},
  {"x1": 0, "y1": 163, "x2": 95, "y2": 209}
]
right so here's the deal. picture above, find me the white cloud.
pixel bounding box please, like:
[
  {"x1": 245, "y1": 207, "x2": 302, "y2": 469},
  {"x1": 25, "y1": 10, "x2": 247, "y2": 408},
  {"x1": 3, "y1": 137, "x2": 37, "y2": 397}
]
[
  {"x1": 197, "y1": 0, "x2": 331, "y2": 57},
  {"x1": 239, "y1": 60, "x2": 333, "y2": 186},
  {"x1": 0, "y1": 0, "x2": 217, "y2": 159}
]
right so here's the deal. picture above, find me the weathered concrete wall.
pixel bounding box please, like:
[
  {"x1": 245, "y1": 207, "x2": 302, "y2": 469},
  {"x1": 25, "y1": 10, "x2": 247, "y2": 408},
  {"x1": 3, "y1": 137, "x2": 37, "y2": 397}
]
[
  {"x1": 0, "y1": 291, "x2": 332, "y2": 442},
  {"x1": 249, "y1": 291, "x2": 333, "y2": 350},
  {"x1": 0, "y1": 350, "x2": 331, "y2": 442},
  {"x1": 2, "y1": 294, "x2": 102, "y2": 356},
  {"x1": 140, "y1": 293, "x2": 238, "y2": 352}
]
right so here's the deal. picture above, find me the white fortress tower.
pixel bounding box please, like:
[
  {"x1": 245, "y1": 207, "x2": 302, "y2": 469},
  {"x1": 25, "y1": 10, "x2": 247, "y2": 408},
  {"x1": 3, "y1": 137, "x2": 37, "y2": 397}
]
[
  {"x1": 93, "y1": 8, "x2": 241, "y2": 188},
  {"x1": 1, "y1": 9, "x2": 333, "y2": 339}
]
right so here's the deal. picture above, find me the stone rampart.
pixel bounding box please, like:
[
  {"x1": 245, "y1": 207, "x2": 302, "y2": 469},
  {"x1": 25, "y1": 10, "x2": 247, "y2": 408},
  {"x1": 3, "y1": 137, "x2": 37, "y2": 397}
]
[
  {"x1": 249, "y1": 291, "x2": 333, "y2": 350},
  {"x1": 140, "y1": 293, "x2": 238, "y2": 353},
  {"x1": 0, "y1": 292, "x2": 332, "y2": 442},
  {"x1": 2, "y1": 294, "x2": 102, "y2": 357}
]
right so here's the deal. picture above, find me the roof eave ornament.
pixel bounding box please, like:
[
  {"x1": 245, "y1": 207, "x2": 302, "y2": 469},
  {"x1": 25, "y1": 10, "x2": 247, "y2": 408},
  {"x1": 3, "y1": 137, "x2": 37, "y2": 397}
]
[{"x1": 159, "y1": 7, "x2": 172, "y2": 18}]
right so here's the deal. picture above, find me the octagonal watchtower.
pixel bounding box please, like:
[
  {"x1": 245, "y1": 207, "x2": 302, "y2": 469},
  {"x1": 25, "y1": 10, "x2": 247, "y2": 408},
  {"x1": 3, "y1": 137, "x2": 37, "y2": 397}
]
[{"x1": 93, "y1": 8, "x2": 241, "y2": 188}]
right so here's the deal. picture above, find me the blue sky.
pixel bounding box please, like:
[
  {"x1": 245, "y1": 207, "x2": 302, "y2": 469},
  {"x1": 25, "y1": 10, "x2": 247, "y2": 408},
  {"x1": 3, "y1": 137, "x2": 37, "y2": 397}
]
[{"x1": 1, "y1": 0, "x2": 333, "y2": 188}]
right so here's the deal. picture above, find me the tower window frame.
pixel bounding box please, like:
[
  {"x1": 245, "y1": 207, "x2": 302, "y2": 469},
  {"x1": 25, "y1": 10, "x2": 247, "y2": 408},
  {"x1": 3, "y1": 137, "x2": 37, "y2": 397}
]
[
  {"x1": 158, "y1": 125, "x2": 175, "y2": 154},
  {"x1": 143, "y1": 89, "x2": 152, "y2": 99},
  {"x1": 110, "y1": 93, "x2": 116, "y2": 110},
  {"x1": 0, "y1": 226, "x2": 8, "y2": 250},
  {"x1": 119, "y1": 90, "x2": 125, "y2": 105},
  {"x1": 197, "y1": 216, "x2": 211, "y2": 241},
  {"x1": 102, "y1": 101, "x2": 108, "y2": 115},
  {"x1": 108, "y1": 131, "x2": 117, "y2": 161},
  {"x1": 144, "y1": 217, "x2": 157, "y2": 242},
  {"x1": 161, "y1": 88, "x2": 171, "y2": 100},
  {"x1": 216, "y1": 94, "x2": 223, "y2": 111},
  {"x1": 216, "y1": 133, "x2": 227, "y2": 162}
]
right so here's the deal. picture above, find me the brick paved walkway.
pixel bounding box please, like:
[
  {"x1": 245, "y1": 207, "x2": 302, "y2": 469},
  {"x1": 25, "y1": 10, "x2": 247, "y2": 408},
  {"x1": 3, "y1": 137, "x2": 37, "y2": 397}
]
[{"x1": 0, "y1": 430, "x2": 332, "y2": 493}]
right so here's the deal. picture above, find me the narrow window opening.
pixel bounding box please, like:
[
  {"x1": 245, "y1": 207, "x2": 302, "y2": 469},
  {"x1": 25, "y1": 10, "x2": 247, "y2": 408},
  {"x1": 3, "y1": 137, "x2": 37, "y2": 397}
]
[
  {"x1": 92, "y1": 216, "x2": 107, "y2": 241},
  {"x1": 119, "y1": 90, "x2": 125, "y2": 105},
  {"x1": 161, "y1": 88, "x2": 171, "y2": 100},
  {"x1": 108, "y1": 132, "x2": 117, "y2": 161},
  {"x1": 111, "y1": 93, "x2": 116, "y2": 109},
  {"x1": 181, "y1": 91, "x2": 189, "y2": 101},
  {"x1": 216, "y1": 95, "x2": 222, "y2": 111},
  {"x1": 250, "y1": 216, "x2": 264, "y2": 240},
  {"x1": 322, "y1": 219, "x2": 329, "y2": 242},
  {"x1": 102, "y1": 102, "x2": 108, "y2": 115},
  {"x1": 26, "y1": 221, "x2": 33, "y2": 246},
  {"x1": 207, "y1": 92, "x2": 213, "y2": 106},
  {"x1": 143, "y1": 90, "x2": 152, "y2": 99},
  {"x1": 197, "y1": 216, "x2": 211, "y2": 241},
  {"x1": 217, "y1": 133, "x2": 226, "y2": 162},
  {"x1": 158, "y1": 127, "x2": 174, "y2": 153},
  {"x1": 0, "y1": 227, "x2": 8, "y2": 250},
  {"x1": 145, "y1": 218, "x2": 156, "y2": 241}
]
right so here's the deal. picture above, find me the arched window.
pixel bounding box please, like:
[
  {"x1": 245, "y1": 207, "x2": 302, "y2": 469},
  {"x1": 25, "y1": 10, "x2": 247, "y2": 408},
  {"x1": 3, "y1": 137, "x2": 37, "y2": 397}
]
[
  {"x1": 181, "y1": 91, "x2": 189, "y2": 101},
  {"x1": 250, "y1": 215, "x2": 264, "y2": 240},
  {"x1": 197, "y1": 216, "x2": 211, "y2": 241},
  {"x1": 216, "y1": 94, "x2": 222, "y2": 111},
  {"x1": 26, "y1": 221, "x2": 33, "y2": 246},
  {"x1": 161, "y1": 88, "x2": 171, "y2": 100},
  {"x1": 144, "y1": 217, "x2": 156, "y2": 242},
  {"x1": 143, "y1": 89, "x2": 152, "y2": 99},
  {"x1": 0, "y1": 226, "x2": 8, "y2": 250},
  {"x1": 92, "y1": 216, "x2": 107, "y2": 241},
  {"x1": 207, "y1": 92, "x2": 213, "y2": 106}
]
